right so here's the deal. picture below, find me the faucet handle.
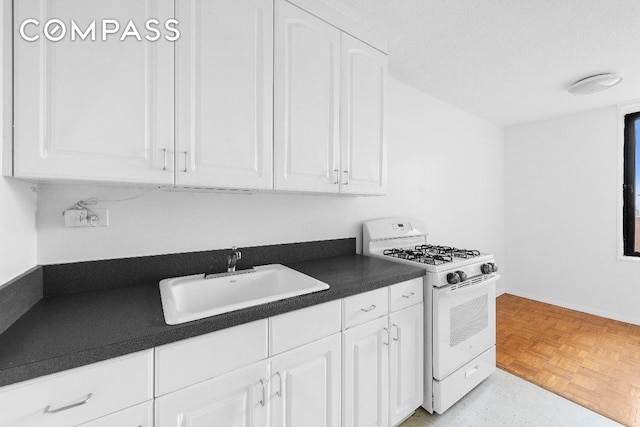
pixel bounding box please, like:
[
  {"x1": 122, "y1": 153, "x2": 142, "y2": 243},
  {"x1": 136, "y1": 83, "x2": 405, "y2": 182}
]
[{"x1": 231, "y1": 246, "x2": 242, "y2": 259}]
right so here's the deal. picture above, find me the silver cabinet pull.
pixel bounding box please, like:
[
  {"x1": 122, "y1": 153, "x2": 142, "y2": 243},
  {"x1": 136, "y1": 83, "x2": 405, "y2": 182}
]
[
  {"x1": 360, "y1": 304, "x2": 376, "y2": 313},
  {"x1": 383, "y1": 328, "x2": 389, "y2": 346},
  {"x1": 343, "y1": 170, "x2": 349, "y2": 185},
  {"x1": 273, "y1": 371, "x2": 282, "y2": 397},
  {"x1": 161, "y1": 148, "x2": 168, "y2": 171},
  {"x1": 181, "y1": 151, "x2": 188, "y2": 172},
  {"x1": 392, "y1": 323, "x2": 400, "y2": 341},
  {"x1": 402, "y1": 292, "x2": 416, "y2": 299},
  {"x1": 333, "y1": 169, "x2": 340, "y2": 184},
  {"x1": 259, "y1": 379, "x2": 267, "y2": 407},
  {"x1": 44, "y1": 393, "x2": 92, "y2": 414}
]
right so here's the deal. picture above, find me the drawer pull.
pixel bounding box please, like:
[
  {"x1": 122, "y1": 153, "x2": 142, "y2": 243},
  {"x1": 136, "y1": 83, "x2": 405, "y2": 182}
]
[
  {"x1": 383, "y1": 328, "x2": 390, "y2": 346},
  {"x1": 44, "y1": 393, "x2": 92, "y2": 414},
  {"x1": 360, "y1": 304, "x2": 377, "y2": 313},
  {"x1": 259, "y1": 379, "x2": 267, "y2": 407},
  {"x1": 402, "y1": 292, "x2": 416, "y2": 299},
  {"x1": 465, "y1": 365, "x2": 479, "y2": 378},
  {"x1": 273, "y1": 371, "x2": 282, "y2": 398},
  {"x1": 182, "y1": 151, "x2": 188, "y2": 173},
  {"x1": 161, "y1": 148, "x2": 168, "y2": 171}
]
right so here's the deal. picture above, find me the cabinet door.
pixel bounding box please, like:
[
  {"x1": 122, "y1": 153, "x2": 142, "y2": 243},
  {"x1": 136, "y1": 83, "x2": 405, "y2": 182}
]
[
  {"x1": 175, "y1": 0, "x2": 273, "y2": 189},
  {"x1": 13, "y1": 0, "x2": 174, "y2": 184},
  {"x1": 343, "y1": 316, "x2": 389, "y2": 427},
  {"x1": 274, "y1": 0, "x2": 341, "y2": 193},
  {"x1": 270, "y1": 333, "x2": 341, "y2": 427},
  {"x1": 340, "y1": 33, "x2": 387, "y2": 195},
  {"x1": 155, "y1": 360, "x2": 269, "y2": 427},
  {"x1": 389, "y1": 303, "x2": 424, "y2": 426}
]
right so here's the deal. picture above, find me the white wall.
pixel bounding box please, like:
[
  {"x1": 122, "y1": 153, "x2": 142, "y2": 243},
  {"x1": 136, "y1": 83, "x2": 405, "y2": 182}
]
[
  {"x1": 35, "y1": 78, "x2": 507, "y2": 292},
  {"x1": 505, "y1": 106, "x2": 640, "y2": 325},
  {"x1": 0, "y1": 1, "x2": 38, "y2": 285}
]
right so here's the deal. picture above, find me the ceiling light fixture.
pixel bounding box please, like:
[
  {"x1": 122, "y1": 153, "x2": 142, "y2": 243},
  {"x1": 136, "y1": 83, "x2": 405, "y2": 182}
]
[{"x1": 567, "y1": 73, "x2": 622, "y2": 95}]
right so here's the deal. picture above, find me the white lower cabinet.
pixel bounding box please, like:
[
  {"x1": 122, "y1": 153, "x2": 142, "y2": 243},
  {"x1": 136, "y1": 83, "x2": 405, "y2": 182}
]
[
  {"x1": 389, "y1": 303, "x2": 424, "y2": 426},
  {"x1": 0, "y1": 281, "x2": 422, "y2": 427},
  {"x1": 270, "y1": 333, "x2": 342, "y2": 427},
  {"x1": 155, "y1": 360, "x2": 269, "y2": 427},
  {"x1": 0, "y1": 350, "x2": 153, "y2": 427},
  {"x1": 157, "y1": 334, "x2": 341, "y2": 427},
  {"x1": 154, "y1": 303, "x2": 342, "y2": 427},
  {"x1": 342, "y1": 316, "x2": 390, "y2": 427},
  {"x1": 342, "y1": 279, "x2": 424, "y2": 427}
]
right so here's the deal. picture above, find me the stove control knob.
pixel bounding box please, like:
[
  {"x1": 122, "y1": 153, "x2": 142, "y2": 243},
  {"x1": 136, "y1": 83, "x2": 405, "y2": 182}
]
[
  {"x1": 481, "y1": 264, "x2": 493, "y2": 275},
  {"x1": 456, "y1": 270, "x2": 468, "y2": 282},
  {"x1": 446, "y1": 272, "x2": 461, "y2": 284},
  {"x1": 489, "y1": 263, "x2": 498, "y2": 273}
]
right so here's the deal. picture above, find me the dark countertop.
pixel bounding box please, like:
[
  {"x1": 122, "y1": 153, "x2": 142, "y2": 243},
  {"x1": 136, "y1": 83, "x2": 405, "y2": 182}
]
[{"x1": 0, "y1": 254, "x2": 424, "y2": 387}]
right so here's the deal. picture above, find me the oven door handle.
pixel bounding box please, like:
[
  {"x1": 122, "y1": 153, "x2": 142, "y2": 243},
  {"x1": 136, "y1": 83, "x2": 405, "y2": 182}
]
[{"x1": 439, "y1": 274, "x2": 499, "y2": 297}]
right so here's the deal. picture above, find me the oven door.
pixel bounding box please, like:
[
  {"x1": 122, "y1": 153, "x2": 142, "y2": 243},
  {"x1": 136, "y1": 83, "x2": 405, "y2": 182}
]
[{"x1": 432, "y1": 275, "x2": 497, "y2": 380}]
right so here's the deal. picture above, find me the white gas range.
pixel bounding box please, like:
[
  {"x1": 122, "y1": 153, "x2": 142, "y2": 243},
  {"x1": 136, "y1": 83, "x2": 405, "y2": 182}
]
[{"x1": 363, "y1": 217, "x2": 500, "y2": 414}]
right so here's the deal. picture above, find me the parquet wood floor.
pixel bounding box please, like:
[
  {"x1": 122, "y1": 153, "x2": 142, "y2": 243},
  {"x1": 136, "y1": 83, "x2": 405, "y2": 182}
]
[{"x1": 497, "y1": 294, "x2": 640, "y2": 427}]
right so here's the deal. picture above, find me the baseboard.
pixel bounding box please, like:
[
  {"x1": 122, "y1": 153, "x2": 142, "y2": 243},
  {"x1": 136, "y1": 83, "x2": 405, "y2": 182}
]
[{"x1": 505, "y1": 289, "x2": 640, "y2": 327}]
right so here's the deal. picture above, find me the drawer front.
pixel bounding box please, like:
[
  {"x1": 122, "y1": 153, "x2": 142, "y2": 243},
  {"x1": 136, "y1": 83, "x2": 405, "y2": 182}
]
[
  {"x1": 389, "y1": 278, "x2": 423, "y2": 312},
  {"x1": 0, "y1": 349, "x2": 153, "y2": 427},
  {"x1": 342, "y1": 287, "x2": 388, "y2": 329},
  {"x1": 155, "y1": 319, "x2": 268, "y2": 396},
  {"x1": 270, "y1": 300, "x2": 341, "y2": 355},
  {"x1": 433, "y1": 345, "x2": 496, "y2": 414},
  {"x1": 78, "y1": 400, "x2": 153, "y2": 427}
]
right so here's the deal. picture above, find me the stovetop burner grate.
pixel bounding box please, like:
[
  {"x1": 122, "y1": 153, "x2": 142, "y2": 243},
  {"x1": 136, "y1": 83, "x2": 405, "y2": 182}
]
[{"x1": 382, "y1": 245, "x2": 481, "y2": 265}]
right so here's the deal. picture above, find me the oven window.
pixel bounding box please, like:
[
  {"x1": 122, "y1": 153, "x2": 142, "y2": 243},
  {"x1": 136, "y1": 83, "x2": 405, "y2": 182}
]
[
  {"x1": 450, "y1": 294, "x2": 488, "y2": 347},
  {"x1": 623, "y1": 111, "x2": 640, "y2": 256}
]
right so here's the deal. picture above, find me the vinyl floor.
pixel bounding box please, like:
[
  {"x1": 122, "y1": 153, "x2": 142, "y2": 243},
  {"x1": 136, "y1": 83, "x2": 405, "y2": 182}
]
[
  {"x1": 496, "y1": 294, "x2": 640, "y2": 427},
  {"x1": 400, "y1": 368, "x2": 621, "y2": 426}
]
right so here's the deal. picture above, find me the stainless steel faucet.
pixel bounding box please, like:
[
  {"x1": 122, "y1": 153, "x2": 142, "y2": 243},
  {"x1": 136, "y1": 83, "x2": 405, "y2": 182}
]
[{"x1": 227, "y1": 246, "x2": 242, "y2": 272}]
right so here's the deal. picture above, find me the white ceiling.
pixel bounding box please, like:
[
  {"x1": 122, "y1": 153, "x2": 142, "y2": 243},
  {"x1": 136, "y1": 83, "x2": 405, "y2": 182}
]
[{"x1": 317, "y1": 0, "x2": 640, "y2": 126}]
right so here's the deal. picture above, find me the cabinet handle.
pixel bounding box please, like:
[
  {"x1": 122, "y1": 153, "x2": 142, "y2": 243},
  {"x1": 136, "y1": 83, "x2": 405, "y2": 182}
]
[
  {"x1": 161, "y1": 148, "x2": 168, "y2": 171},
  {"x1": 43, "y1": 393, "x2": 92, "y2": 414},
  {"x1": 343, "y1": 170, "x2": 349, "y2": 185},
  {"x1": 273, "y1": 371, "x2": 282, "y2": 398},
  {"x1": 383, "y1": 328, "x2": 390, "y2": 346},
  {"x1": 360, "y1": 304, "x2": 376, "y2": 313},
  {"x1": 181, "y1": 151, "x2": 188, "y2": 173},
  {"x1": 402, "y1": 292, "x2": 416, "y2": 299},
  {"x1": 392, "y1": 323, "x2": 400, "y2": 342},
  {"x1": 259, "y1": 379, "x2": 267, "y2": 406},
  {"x1": 333, "y1": 169, "x2": 340, "y2": 185}
]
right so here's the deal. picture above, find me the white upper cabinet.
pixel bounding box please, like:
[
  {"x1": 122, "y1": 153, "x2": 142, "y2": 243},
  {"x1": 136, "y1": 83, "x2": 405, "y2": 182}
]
[
  {"x1": 340, "y1": 33, "x2": 387, "y2": 195},
  {"x1": 175, "y1": 0, "x2": 274, "y2": 190},
  {"x1": 274, "y1": 0, "x2": 341, "y2": 193},
  {"x1": 11, "y1": 0, "x2": 386, "y2": 194},
  {"x1": 274, "y1": 0, "x2": 387, "y2": 195},
  {"x1": 13, "y1": 0, "x2": 175, "y2": 184}
]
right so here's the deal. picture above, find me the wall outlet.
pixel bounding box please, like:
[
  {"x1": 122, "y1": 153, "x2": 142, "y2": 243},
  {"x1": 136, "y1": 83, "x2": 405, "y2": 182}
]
[{"x1": 64, "y1": 208, "x2": 109, "y2": 227}]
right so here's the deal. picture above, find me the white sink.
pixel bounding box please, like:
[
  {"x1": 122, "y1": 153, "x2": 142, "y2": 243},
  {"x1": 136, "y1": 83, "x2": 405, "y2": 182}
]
[{"x1": 159, "y1": 264, "x2": 330, "y2": 325}]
